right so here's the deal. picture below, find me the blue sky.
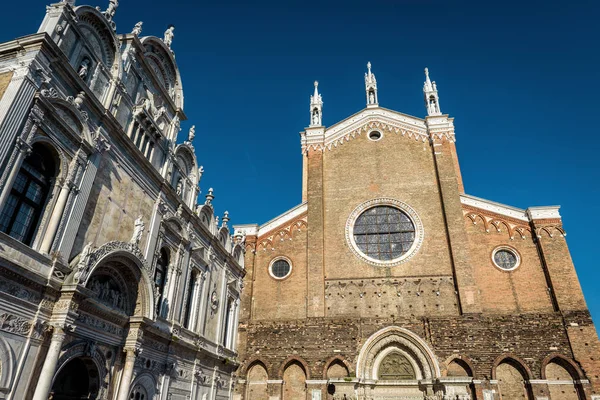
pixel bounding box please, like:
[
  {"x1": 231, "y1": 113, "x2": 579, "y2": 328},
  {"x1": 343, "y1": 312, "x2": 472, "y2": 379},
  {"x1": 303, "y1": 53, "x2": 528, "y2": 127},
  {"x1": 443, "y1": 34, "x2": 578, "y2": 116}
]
[{"x1": 3, "y1": 0, "x2": 600, "y2": 324}]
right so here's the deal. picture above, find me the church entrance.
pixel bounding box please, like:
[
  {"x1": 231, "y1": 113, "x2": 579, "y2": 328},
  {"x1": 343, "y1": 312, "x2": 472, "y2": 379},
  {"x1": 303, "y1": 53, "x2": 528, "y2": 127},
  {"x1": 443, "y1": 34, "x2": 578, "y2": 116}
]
[{"x1": 50, "y1": 357, "x2": 100, "y2": 400}]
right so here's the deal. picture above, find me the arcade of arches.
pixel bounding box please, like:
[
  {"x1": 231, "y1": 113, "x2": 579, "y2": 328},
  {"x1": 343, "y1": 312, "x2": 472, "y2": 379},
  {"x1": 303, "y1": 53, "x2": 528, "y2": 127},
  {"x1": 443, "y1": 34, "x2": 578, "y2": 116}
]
[{"x1": 240, "y1": 328, "x2": 590, "y2": 400}]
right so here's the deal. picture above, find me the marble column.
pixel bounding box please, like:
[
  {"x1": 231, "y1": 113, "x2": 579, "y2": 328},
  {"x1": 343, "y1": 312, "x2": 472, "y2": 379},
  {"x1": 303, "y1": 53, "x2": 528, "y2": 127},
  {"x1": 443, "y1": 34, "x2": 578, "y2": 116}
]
[
  {"x1": 39, "y1": 178, "x2": 71, "y2": 254},
  {"x1": 115, "y1": 348, "x2": 137, "y2": 400},
  {"x1": 32, "y1": 327, "x2": 67, "y2": 400}
]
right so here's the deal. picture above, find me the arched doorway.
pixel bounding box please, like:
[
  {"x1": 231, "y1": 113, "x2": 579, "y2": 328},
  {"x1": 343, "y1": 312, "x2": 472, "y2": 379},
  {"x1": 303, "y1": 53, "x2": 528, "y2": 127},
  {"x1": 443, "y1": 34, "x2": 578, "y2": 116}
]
[{"x1": 50, "y1": 357, "x2": 99, "y2": 400}]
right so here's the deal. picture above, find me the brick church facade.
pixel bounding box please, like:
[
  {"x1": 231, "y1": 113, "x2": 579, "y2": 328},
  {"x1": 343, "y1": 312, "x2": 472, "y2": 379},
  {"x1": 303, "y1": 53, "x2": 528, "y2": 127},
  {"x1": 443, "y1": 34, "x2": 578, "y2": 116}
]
[{"x1": 233, "y1": 65, "x2": 600, "y2": 400}]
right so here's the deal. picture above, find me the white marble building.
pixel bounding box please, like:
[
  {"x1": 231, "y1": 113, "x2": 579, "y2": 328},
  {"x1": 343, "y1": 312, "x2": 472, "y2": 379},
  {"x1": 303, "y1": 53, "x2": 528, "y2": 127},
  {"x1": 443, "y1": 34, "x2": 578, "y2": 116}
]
[{"x1": 0, "y1": 1, "x2": 245, "y2": 399}]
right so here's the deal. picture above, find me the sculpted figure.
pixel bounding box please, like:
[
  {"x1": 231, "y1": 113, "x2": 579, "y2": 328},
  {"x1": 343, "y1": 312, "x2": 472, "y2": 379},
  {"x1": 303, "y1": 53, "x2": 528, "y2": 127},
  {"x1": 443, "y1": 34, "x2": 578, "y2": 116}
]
[
  {"x1": 369, "y1": 91, "x2": 375, "y2": 104},
  {"x1": 73, "y1": 242, "x2": 93, "y2": 283},
  {"x1": 78, "y1": 58, "x2": 90, "y2": 80},
  {"x1": 188, "y1": 125, "x2": 196, "y2": 142},
  {"x1": 163, "y1": 25, "x2": 175, "y2": 48},
  {"x1": 198, "y1": 166, "x2": 204, "y2": 183},
  {"x1": 312, "y1": 110, "x2": 319, "y2": 125},
  {"x1": 131, "y1": 216, "x2": 145, "y2": 245},
  {"x1": 176, "y1": 179, "x2": 183, "y2": 196},
  {"x1": 132, "y1": 21, "x2": 143, "y2": 36},
  {"x1": 105, "y1": 0, "x2": 118, "y2": 20}
]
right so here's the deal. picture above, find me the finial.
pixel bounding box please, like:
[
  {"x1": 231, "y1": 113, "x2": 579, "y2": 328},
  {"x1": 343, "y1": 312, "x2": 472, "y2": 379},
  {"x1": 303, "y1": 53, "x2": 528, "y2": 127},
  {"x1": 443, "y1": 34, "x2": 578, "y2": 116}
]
[
  {"x1": 365, "y1": 62, "x2": 378, "y2": 107},
  {"x1": 423, "y1": 67, "x2": 441, "y2": 116},
  {"x1": 309, "y1": 80, "x2": 323, "y2": 127},
  {"x1": 132, "y1": 21, "x2": 143, "y2": 36},
  {"x1": 205, "y1": 188, "x2": 214, "y2": 206},
  {"x1": 163, "y1": 25, "x2": 175, "y2": 49},
  {"x1": 222, "y1": 211, "x2": 230, "y2": 227}
]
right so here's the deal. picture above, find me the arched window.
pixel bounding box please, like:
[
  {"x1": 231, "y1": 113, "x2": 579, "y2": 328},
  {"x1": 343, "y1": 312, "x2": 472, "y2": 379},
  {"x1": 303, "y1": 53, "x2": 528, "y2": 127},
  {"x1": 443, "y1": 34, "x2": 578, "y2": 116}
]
[
  {"x1": 155, "y1": 248, "x2": 169, "y2": 316},
  {"x1": 0, "y1": 144, "x2": 56, "y2": 245},
  {"x1": 183, "y1": 271, "x2": 196, "y2": 329}
]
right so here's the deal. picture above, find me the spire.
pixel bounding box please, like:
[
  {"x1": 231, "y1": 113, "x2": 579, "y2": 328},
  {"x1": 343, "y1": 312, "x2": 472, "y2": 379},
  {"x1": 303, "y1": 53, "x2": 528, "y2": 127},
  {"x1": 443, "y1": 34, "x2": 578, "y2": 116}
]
[
  {"x1": 423, "y1": 67, "x2": 441, "y2": 116},
  {"x1": 365, "y1": 61, "x2": 379, "y2": 108},
  {"x1": 309, "y1": 81, "x2": 323, "y2": 127}
]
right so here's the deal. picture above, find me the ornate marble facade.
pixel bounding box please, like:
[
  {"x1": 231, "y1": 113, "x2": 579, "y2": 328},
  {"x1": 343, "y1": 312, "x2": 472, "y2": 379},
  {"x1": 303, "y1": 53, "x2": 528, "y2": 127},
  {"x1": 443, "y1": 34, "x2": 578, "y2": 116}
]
[{"x1": 0, "y1": 1, "x2": 244, "y2": 399}]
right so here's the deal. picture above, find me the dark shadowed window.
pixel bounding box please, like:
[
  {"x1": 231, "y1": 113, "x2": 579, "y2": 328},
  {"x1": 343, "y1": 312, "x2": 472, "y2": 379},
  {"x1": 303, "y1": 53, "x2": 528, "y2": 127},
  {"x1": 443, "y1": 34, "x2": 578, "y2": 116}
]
[{"x1": 0, "y1": 144, "x2": 56, "y2": 246}]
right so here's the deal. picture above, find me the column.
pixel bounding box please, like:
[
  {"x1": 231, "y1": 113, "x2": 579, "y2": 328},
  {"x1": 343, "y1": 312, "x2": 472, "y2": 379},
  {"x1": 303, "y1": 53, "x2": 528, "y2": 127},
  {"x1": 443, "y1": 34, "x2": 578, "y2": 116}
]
[
  {"x1": 32, "y1": 327, "x2": 67, "y2": 400},
  {"x1": 196, "y1": 271, "x2": 209, "y2": 335},
  {"x1": 0, "y1": 138, "x2": 31, "y2": 213},
  {"x1": 39, "y1": 178, "x2": 71, "y2": 253},
  {"x1": 189, "y1": 270, "x2": 201, "y2": 331},
  {"x1": 230, "y1": 299, "x2": 240, "y2": 352},
  {"x1": 225, "y1": 300, "x2": 234, "y2": 349},
  {"x1": 164, "y1": 263, "x2": 177, "y2": 320},
  {"x1": 115, "y1": 348, "x2": 137, "y2": 400}
]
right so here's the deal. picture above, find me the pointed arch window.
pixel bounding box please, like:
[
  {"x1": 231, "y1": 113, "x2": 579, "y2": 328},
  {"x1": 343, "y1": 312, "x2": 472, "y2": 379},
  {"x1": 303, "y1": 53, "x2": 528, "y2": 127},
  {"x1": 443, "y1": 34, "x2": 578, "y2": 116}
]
[{"x1": 0, "y1": 144, "x2": 56, "y2": 245}]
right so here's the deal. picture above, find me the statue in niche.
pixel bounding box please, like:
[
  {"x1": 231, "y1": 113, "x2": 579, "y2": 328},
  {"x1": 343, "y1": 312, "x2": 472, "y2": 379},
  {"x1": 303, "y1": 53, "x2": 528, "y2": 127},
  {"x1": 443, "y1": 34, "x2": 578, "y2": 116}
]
[
  {"x1": 176, "y1": 179, "x2": 183, "y2": 196},
  {"x1": 132, "y1": 21, "x2": 143, "y2": 36},
  {"x1": 163, "y1": 25, "x2": 175, "y2": 49},
  {"x1": 369, "y1": 91, "x2": 375, "y2": 104},
  {"x1": 78, "y1": 58, "x2": 90, "y2": 80},
  {"x1": 312, "y1": 110, "x2": 319, "y2": 125},
  {"x1": 188, "y1": 125, "x2": 196, "y2": 142},
  {"x1": 131, "y1": 216, "x2": 145, "y2": 246}
]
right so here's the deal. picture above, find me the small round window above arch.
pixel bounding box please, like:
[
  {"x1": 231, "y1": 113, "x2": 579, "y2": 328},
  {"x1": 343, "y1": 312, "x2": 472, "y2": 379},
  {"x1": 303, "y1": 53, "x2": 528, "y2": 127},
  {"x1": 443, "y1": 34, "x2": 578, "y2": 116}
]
[
  {"x1": 269, "y1": 257, "x2": 292, "y2": 280},
  {"x1": 368, "y1": 130, "x2": 383, "y2": 141}
]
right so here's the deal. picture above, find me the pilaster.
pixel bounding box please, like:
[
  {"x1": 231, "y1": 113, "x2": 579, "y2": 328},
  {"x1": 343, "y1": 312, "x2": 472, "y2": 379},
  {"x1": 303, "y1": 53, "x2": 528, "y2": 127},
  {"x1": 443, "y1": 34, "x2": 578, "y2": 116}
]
[
  {"x1": 305, "y1": 139, "x2": 325, "y2": 318},
  {"x1": 427, "y1": 115, "x2": 481, "y2": 314}
]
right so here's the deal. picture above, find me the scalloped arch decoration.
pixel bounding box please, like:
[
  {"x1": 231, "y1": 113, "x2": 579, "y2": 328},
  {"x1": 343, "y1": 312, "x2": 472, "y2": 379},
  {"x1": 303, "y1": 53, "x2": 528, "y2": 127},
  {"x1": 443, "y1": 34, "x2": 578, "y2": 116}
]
[
  {"x1": 75, "y1": 7, "x2": 117, "y2": 66},
  {"x1": 143, "y1": 39, "x2": 177, "y2": 91}
]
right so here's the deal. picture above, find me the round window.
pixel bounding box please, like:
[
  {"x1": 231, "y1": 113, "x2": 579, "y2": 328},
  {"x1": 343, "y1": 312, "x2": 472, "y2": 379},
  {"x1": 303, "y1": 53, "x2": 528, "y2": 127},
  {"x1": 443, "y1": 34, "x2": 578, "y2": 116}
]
[
  {"x1": 269, "y1": 257, "x2": 292, "y2": 279},
  {"x1": 492, "y1": 247, "x2": 520, "y2": 271},
  {"x1": 368, "y1": 130, "x2": 382, "y2": 141},
  {"x1": 346, "y1": 198, "x2": 424, "y2": 266}
]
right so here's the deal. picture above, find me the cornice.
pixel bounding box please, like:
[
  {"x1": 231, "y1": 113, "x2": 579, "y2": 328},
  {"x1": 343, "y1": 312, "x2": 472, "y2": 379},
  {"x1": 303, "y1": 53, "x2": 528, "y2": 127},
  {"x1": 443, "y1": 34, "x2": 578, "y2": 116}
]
[{"x1": 460, "y1": 194, "x2": 529, "y2": 222}]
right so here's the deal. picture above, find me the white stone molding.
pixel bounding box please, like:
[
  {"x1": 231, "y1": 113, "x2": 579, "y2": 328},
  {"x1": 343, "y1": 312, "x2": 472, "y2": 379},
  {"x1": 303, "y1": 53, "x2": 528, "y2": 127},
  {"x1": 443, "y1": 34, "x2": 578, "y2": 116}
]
[
  {"x1": 356, "y1": 326, "x2": 441, "y2": 381},
  {"x1": 527, "y1": 206, "x2": 561, "y2": 221},
  {"x1": 345, "y1": 198, "x2": 424, "y2": 267},
  {"x1": 255, "y1": 202, "x2": 307, "y2": 238},
  {"x1": 460, "y1": 194, "x2": 529, "y2": 222}
]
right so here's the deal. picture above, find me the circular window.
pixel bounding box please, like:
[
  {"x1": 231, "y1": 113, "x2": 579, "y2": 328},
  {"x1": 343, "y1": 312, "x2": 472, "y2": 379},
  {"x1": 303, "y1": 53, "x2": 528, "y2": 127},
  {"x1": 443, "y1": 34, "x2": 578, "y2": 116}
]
[
  {"x1": 346, "y1": 198, "x2": 424, "y2": 267},
  {"x1": 269, "y1": 257, "x2": 292, "y2": 279},
  {"x1": 368, "y1": 130, "x2": 382, "y2": 141},
  {"x1": 492, "y1": 247, "x2": 520, "y2": 271}
]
